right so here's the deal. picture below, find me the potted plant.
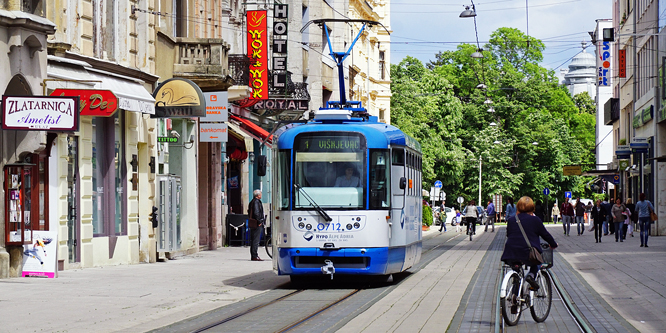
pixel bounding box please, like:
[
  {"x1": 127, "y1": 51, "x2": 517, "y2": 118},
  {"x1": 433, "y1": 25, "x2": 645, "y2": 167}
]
[{"x1": 422, "y1": 205, "x2": 433, "y2": 230}]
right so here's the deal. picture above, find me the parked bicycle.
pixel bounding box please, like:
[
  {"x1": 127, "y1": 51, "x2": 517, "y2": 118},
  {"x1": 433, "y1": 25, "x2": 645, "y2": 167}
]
[
  {"x1": 500, "y1": 243, "x2": 553, "y2": 325},
  {"x1": 264, "y1": 226, "x2": 273, "y2": 259}
]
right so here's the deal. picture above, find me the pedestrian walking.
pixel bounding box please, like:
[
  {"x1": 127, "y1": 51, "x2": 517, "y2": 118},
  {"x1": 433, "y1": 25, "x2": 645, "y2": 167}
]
[
  {"x1": 534, "y1": 200, "x2": 545, "y2": 222},
  {"x1": 622, "y1": 205, "x2": 632, "y2": 240},
  {"x1": 505, "y1": 197, "x2": 516, "y2": 222},
  {"x1": 602, "y1": 199, "x2": 612, "y2": 235},
  {"x1": 485, "y1": 200, "x2": 496, "y2": 232},
  {"x1": 455, "y1": 210, "x2": 463, "y2": 233},
  {"x1": 248, "y1": 189, "x2": 266, "y2": 261},
  {"x1": 610, "y1": 198, "x2": 627, "y2": 243},
  {"x1": 635, "y1": 193, "x2": 655, "y2": 247},
  {"x1": 574, "y1": 197, "x2": 586, "y2": 236},
  {"x1": 551, "y1": 203, "x2": 560, "y2": 224},
  {"x1": 591, "y1": 199, "x2": 606, "y2": 243},
  {"x1": 439, "y1": 202, "x2": 447, "y2": 232},
  {"x1": 625, "y1": 198, "x2": 636, "y2": 238},
  {"x1": 561, "y1": 198, "x2": 574, "y2": 236}
]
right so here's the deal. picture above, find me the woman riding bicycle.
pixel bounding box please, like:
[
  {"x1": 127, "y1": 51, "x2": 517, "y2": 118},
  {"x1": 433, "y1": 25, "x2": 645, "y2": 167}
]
[
  {"x1": 463, "y1": 199, "x2": 479, "y2": 236},
  {"x1": 501, "y1": 196, "x2": 558, "y2": 289}
]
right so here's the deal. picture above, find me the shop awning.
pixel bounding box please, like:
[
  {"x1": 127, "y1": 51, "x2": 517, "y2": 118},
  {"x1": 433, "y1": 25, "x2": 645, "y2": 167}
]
[
  {"x1": 228, "y1": 122, "x2": 255, "y2": 152},
  {"x1": 229, "y1": 114, "x2": 272, "y2": 144},
  {"x1": 47, "y1": 56, "x2": 155, "y2": 115},
  {"x1": 88, "y1": 68, "x2": 155, "y2": 115}
]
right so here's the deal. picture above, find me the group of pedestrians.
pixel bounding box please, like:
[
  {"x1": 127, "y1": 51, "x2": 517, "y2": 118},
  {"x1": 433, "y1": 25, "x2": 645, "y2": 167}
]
[{"x1": 582, "y1": 194, "x2": 655, "y2": 247}]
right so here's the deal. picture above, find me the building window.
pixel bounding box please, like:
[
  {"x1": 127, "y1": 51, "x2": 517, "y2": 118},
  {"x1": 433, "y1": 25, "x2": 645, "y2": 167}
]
[
  {"x1": 379, "y1": 51, "x2": 386, "y2": 80},
  {"x1": 22, "y1": 0, "x2": 44, "y2": 16},
  {"x1": 92, "y1": 112, "x2": 127, "y2": 236}
]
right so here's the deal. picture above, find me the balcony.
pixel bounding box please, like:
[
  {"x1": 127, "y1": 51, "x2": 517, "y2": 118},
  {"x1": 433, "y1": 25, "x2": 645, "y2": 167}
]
[{"x1": 173, "y1": 38, "x2": 231, "y2": 90}]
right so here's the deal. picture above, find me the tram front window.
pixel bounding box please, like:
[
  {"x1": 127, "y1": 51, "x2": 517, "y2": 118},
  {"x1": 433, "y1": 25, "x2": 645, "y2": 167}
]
[{"x1": 294, "y1": 134, "x2": 366, "y2": 209}]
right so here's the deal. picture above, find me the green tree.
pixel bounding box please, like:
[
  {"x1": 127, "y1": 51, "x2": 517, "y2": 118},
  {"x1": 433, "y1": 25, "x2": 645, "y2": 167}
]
[{"x1": 392, "y1": 28, "x2": 597, "y2": 205}]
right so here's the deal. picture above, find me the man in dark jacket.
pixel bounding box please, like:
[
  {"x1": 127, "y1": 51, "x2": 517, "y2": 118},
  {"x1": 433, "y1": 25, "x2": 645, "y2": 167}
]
[
  {"x1": 248, "y1": 189, "x2": 266, "y2": 261},
  {"x1": 601, "y1": 199, "x2": 613, "y2": 235}
]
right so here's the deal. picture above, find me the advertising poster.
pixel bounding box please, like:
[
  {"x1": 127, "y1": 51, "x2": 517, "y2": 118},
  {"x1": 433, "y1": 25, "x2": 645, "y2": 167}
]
[{"x1": 22, "y1": 230, "x2": 57, "y2": 278}]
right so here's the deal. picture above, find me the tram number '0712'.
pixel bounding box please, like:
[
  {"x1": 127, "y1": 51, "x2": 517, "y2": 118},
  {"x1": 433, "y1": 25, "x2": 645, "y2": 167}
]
[{"x1": 318, "y1": 223, "x2": 343, "y2": 231}]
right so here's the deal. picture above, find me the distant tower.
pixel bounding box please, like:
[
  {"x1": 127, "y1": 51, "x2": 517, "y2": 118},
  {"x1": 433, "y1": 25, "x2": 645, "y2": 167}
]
[{"x1": 563, "y1": 42, "x2": 597, "y2": 99}]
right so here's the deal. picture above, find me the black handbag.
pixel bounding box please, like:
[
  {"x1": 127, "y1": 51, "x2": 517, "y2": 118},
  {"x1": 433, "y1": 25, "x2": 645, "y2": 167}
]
[{"x1": 516, "y1": 215, "x2": 544, "y2": 265}]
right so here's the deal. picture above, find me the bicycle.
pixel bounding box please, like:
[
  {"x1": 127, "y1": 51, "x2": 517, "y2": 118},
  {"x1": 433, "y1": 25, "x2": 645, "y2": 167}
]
[
  {"x1": 466, "y1": 217, "x2": 476, "y2": 241},
  {"x1": 264, "y1": 226, "x2": 273, "y2": 259},
  {"x1": 500, "y1": 244, "x2": 553, "y2": 326}
]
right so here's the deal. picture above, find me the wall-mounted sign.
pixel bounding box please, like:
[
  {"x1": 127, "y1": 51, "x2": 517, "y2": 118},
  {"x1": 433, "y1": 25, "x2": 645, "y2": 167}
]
[
  {"x1": 2, "y1": 95, "x2": 79, "y2": 131},
  {"x1": 616, "y1": 144, "x2": 631, "y2": 158},
  {"x1": 158, "y1": 137, "x2": 178, "y2": 143},
  {"x1": 152, "y1": 78, "x2": 206, "y2": 118},
  {"x1": 633, "y1": 105, "x2": 653, "y2": 128},
  {"x1": 630, "y1": 137, "x2": 649, "y2": 153},
  {"x1": 597, "y1": 41, "x2": 611, "y2": 86},
  {"x1": 247, "y1": 10, "x2": 268, "y2": 100},
  {"x1": 200, "y1": 123, "x2": 228, "y2": 142},
  {"x1": 201, "y1": 92, "x2": 228, "y2": 122},
  {"x1": 50, "y1": 89, "x2": 118, "y2": 117},
  {"x1": 618, "y1": 49, "x2": 626, "y2": 78},
  {"x1": 252, "y1": 99, "x2": 309, "y2": 111}
]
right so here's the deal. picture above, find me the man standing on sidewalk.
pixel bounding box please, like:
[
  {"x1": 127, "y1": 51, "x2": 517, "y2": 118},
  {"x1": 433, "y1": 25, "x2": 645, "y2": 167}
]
[
  {"x1": 602, "y1": 199, "x2": 612, "y2": 235},
  {"x1": 248, "y1": 189, "x2": 266, "y2": 261},
  {"x1": 561, "y1": 198, "x2": 574, "y2": 236},
  {"x1": 439, "y1": 201, "x2": 447, "y2": 232},
  {"x1": 485, "y1": 200, "x2": 495, "y2": 232}
]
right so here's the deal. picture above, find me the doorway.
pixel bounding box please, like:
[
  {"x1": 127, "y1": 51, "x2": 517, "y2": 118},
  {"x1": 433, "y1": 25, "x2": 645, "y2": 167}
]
[{"x1": 66, "y1": 135, "x2": 79, "y2": 263}]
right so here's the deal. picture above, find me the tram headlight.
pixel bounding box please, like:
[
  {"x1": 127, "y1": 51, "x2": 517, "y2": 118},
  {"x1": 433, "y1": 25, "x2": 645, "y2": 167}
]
[
  {"x1": 354, "y1": 222, "x2": 360, "y2": 229},
  {"x1": 356, "y1": 217, "x2": 361, "y2": 221},
  {"x1": 306, "y1": 224, "x2": 312, "y2": 230},
  {"x1": 346, "y1": 223, "x2": 353, "y2": 230},
  {"x1": 298, "y1": 222, "x2": 305, "y2": 229},
  {"x1": 298, "y1": 217, "x2": 303, "y2": 221}
]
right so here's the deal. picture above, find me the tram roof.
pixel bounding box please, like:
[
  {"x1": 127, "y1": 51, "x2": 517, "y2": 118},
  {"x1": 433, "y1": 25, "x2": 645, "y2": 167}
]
[{"x1": 276, "y1": 119, "x2": 422, "y2": 152}]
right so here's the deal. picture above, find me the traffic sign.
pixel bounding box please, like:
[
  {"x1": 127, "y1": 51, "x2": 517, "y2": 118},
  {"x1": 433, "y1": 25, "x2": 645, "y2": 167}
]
[
  {"x1": 434, "y1": 180, "x2": 442, "y2": 188},
  {"x1": 565, "y1": 191, "x2": 572, "y2": 199},
  {"x1": 457, "y1": 196, "x2": 464, "y2": 204},
  {"x1": 543, "y1": 188, "x2": 550, "y2": 196}
]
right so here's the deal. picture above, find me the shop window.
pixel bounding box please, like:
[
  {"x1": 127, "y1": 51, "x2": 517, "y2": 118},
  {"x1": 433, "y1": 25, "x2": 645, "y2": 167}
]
[{"x1": 92, "y1": 113, "x2": 127, "y2": 236}]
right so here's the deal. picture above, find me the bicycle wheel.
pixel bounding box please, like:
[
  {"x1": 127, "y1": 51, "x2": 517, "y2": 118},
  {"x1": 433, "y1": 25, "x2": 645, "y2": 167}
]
[
  {"x1": 265, "y1": 236, "x2": 273, "y2": 259},
  {"x1": 530, "y1": 270, "x2": 552, "y2": 322},
  {"x1": 501, "y1": 273, "x2": 522, "y2": 326}
]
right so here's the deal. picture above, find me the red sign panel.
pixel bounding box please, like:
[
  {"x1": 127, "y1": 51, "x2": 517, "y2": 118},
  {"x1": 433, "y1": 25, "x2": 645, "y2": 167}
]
[
  {"x1": 618, "y1": 49, "x2": 626, "y2": 78},
  {"x1": 247, "y1": 10, "x2": 268, "y2": 100},
  {"x1": 50, "y1": 89, "x2": 118, "y2": 116}
]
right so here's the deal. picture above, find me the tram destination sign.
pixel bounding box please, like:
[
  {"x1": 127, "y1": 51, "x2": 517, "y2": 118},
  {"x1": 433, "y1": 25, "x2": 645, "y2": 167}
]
[{"x1": 298, "y1": 136, "x2": 362, "y2": 152}]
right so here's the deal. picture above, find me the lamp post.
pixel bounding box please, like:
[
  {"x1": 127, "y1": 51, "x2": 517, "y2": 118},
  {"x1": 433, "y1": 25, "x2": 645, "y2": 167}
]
[{"x1": 477, "y1": 156, "x2": 482, "y2": 205}]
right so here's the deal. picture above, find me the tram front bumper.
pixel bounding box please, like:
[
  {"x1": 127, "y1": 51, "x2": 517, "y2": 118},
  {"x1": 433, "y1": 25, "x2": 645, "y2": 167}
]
[{"x1": 277, "y1": 247, "x2": 390, "y2": 275}]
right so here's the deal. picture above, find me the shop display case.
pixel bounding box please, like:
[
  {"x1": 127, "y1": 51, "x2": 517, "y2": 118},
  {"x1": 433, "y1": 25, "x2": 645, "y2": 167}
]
[{"x1": 4, "y1": 163, "x2": 34, "y2": 245}]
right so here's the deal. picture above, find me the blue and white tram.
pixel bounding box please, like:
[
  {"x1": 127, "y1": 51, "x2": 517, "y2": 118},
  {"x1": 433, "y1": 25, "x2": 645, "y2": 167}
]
[{"x1": 271, "y1": 111, "x2": 423, "y2": 281}]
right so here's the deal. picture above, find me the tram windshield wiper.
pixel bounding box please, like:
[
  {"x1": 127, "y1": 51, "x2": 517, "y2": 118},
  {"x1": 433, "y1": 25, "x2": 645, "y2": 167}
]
[{"x1": 294, "y1": 184, "x2": 333, "y2": 222}]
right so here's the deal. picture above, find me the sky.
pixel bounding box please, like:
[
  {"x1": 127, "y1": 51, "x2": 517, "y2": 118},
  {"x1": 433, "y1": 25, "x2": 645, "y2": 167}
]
[{"x1": 390, "y1": 0, "x2": 612, "y2": 82}]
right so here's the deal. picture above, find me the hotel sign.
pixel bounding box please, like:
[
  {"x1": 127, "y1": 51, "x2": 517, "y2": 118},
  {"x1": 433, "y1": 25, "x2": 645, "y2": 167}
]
[
  {"x1": 2, "y1": 95, "x2": 79, "y2": 131},
  {"x1": 247, "y1": 10, "x2": 268, "y2": 100},
  {"x1": 272, "y1": 4, "x2": 289, "y2": 92},
  {"x1": 152, "y1": 78, "x2": 206, "y2": 118},
  {"x1": 252, "y1": 99, "x2": 309, "y2": 111}
]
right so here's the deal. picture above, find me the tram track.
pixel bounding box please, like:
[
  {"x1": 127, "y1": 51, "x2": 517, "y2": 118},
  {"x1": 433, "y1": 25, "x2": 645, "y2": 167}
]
[{"x1": 153, "y1": 231, "x2": 463, "y2": 333}]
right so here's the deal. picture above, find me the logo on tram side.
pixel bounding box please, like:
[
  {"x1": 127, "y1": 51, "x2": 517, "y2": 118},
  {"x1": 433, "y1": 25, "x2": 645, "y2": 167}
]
[
  {"x1": 400, "y1": 209, "x2": 405, "y2": 229},
  {"x1": 303, "y1": 231, "x2": 314, "y2": 241}
]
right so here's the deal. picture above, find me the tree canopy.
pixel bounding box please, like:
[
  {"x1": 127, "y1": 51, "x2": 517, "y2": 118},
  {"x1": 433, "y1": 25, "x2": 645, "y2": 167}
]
[{"x1": 392, "y1": 28, "x2": 597, "y2": 207}]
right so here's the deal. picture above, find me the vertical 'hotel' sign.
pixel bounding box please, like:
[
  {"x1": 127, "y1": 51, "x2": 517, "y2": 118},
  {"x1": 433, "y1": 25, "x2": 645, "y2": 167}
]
[
  {"x1": 247, "y1": 10, "x2": 268, "y2": 100},
  {"x1": 272, "y1": 4, "x2": 289, "y2": 92}
]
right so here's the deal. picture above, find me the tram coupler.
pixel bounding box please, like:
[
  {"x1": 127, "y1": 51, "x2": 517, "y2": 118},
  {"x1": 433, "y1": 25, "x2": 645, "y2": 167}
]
[{"x1": 321, "y1": 259, "x2": 335, "y2": 280}]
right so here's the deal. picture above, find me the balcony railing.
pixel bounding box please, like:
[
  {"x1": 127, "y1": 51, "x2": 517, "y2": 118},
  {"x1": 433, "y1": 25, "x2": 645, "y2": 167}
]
[
  {"x1": 228, "y1": 54, "x2": 310, "y2": 101},
  {"x1": 173, "y1": 38, "x2": 228, "y2": 76},
  {"x1": 229, "y1": 54, "x2": 252, "y2": 85}
]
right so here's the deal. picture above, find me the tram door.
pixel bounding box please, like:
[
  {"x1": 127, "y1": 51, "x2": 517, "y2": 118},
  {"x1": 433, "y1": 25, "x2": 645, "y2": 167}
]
[
  {"x1": 390, "y1": 148, "x2": 406, "y2": 245},
  {"x1": 157, "y1": 175, "x2": 181, "y2": 252}
]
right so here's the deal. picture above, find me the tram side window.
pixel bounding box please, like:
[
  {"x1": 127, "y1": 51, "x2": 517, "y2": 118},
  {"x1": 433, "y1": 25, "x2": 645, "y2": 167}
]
[
  {"x1": 408, "y1": 152, "x2": 413, "y2": 196},
  {"x1": 392, "y1": 148, "x2": 404, "y2": 165},
  {"x1": 370, "y1": 150, "x2": 390, "y2": 209},
  {"x1": 277, "y1": 150, "x2": 291, "y2": 210}
]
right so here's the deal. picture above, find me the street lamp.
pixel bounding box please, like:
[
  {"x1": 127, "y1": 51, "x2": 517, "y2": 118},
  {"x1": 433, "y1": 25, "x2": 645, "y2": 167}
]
[{"x1": 477, "y1": 156, "x2": 482, "y2": 204}]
